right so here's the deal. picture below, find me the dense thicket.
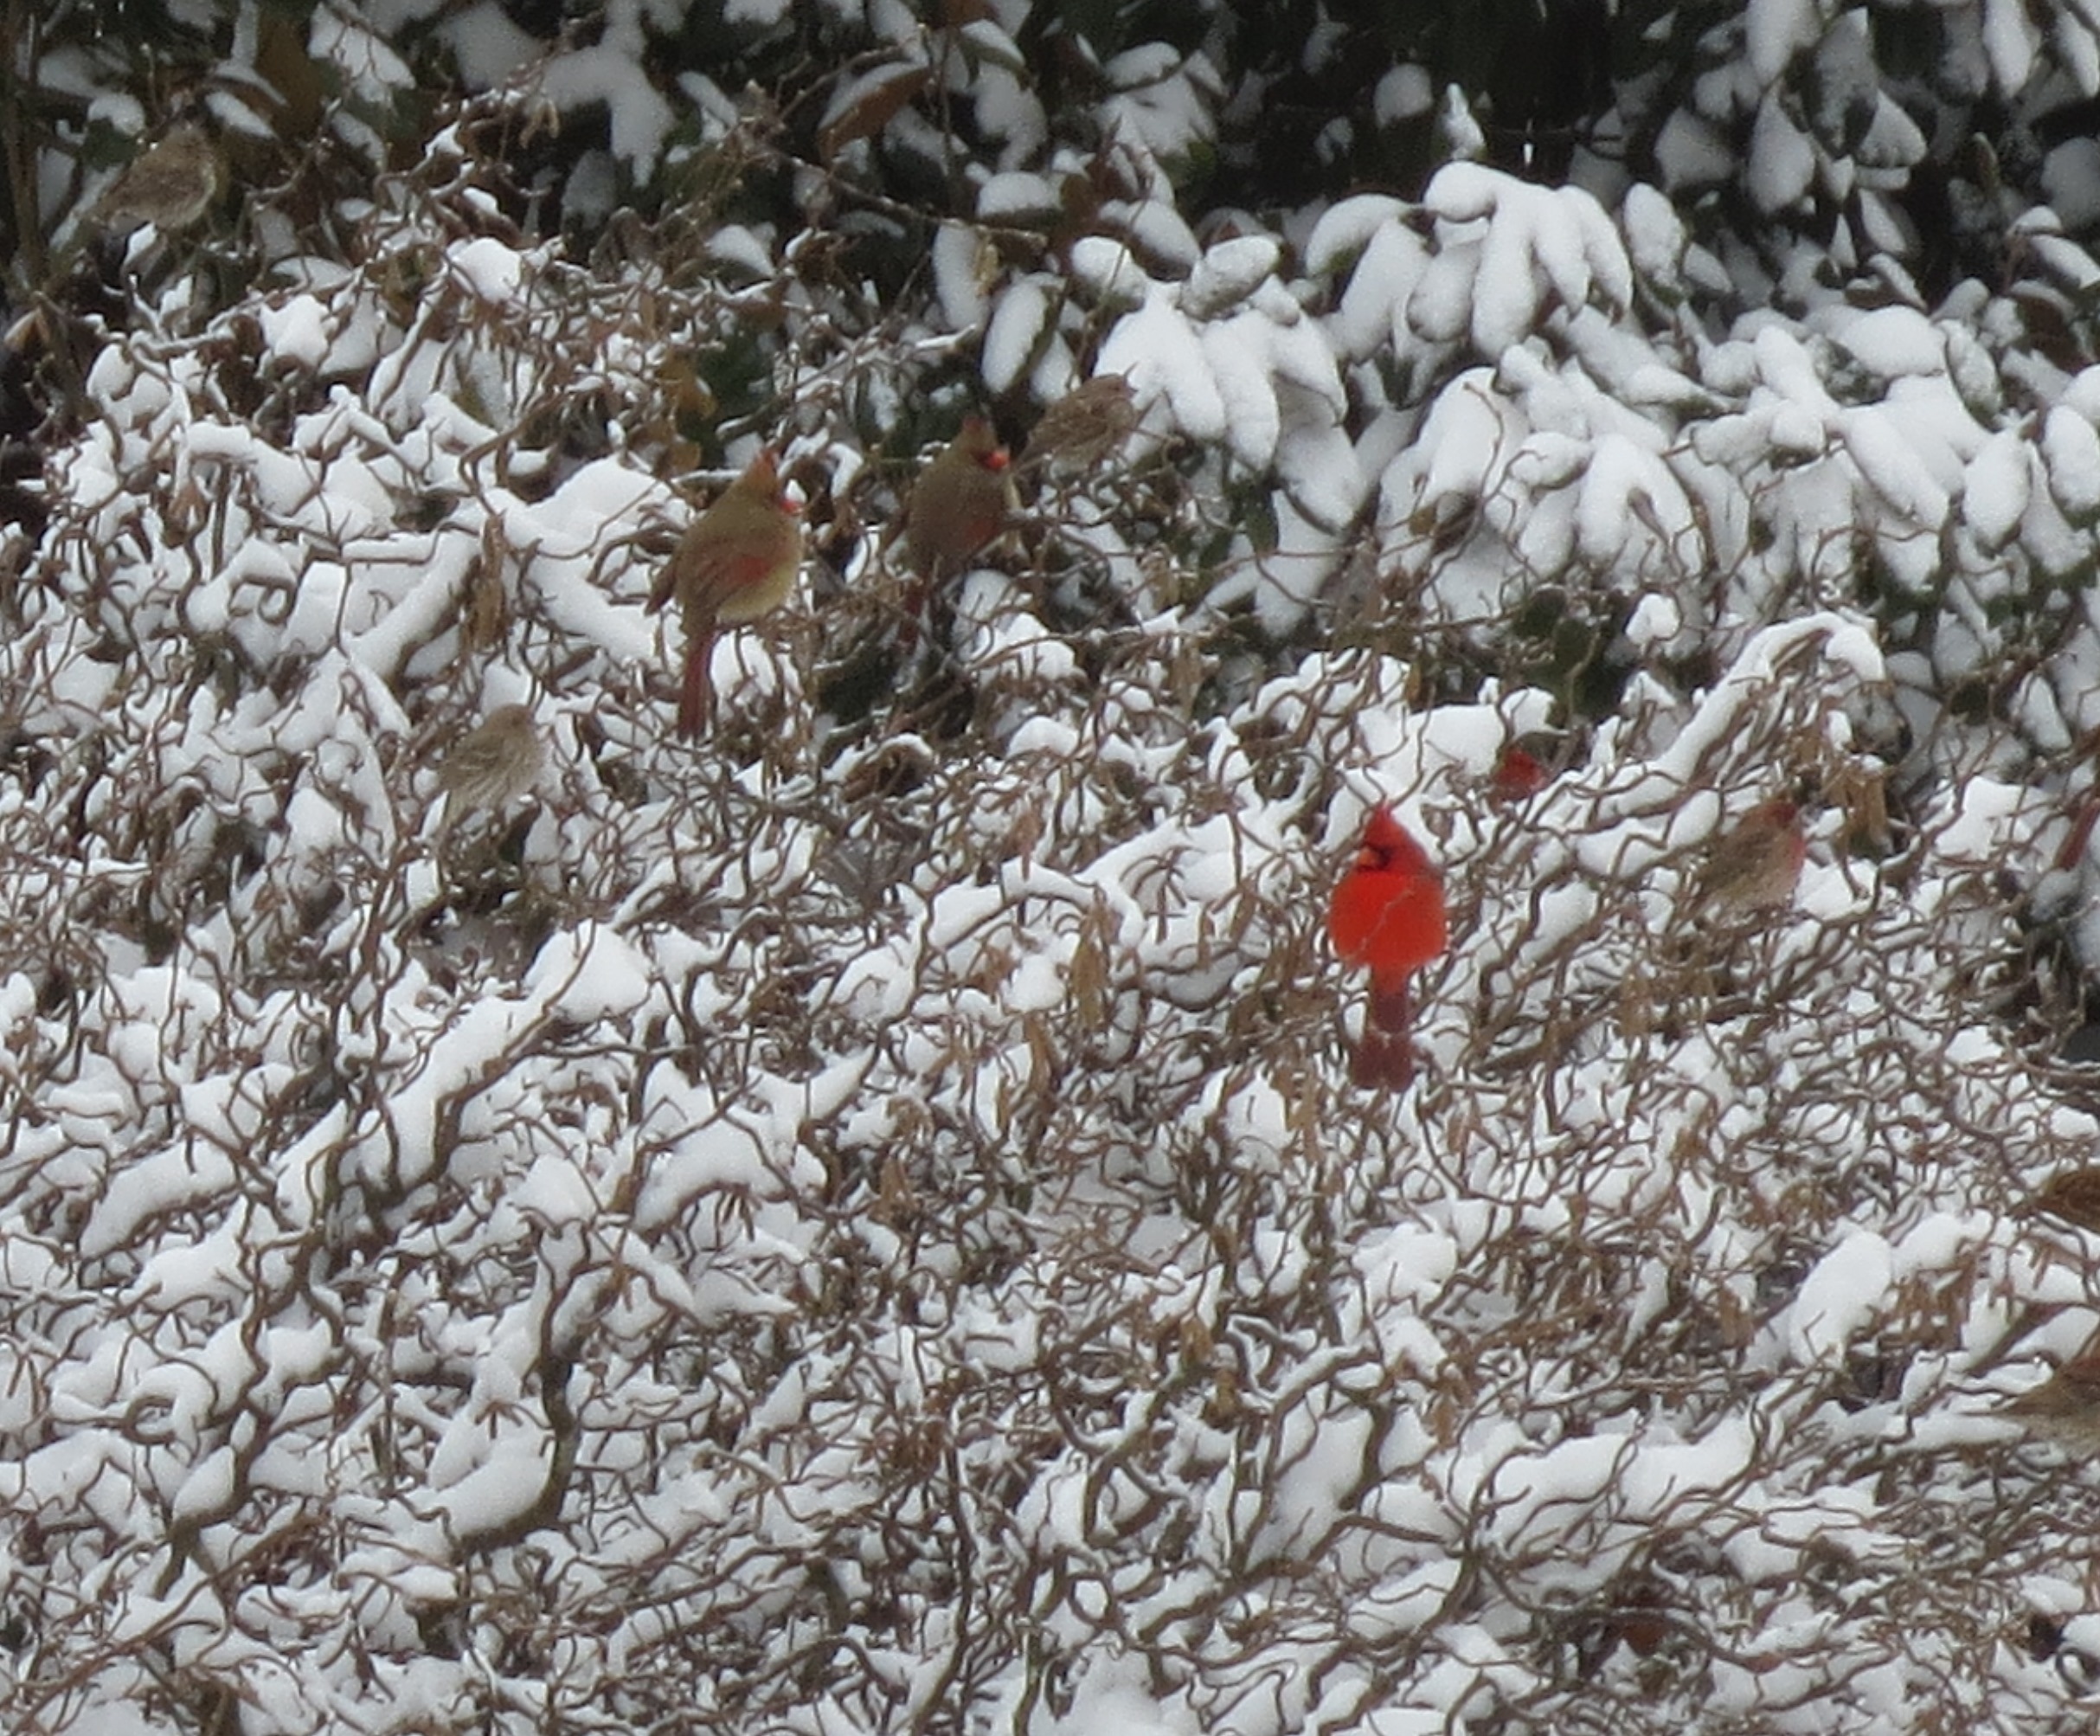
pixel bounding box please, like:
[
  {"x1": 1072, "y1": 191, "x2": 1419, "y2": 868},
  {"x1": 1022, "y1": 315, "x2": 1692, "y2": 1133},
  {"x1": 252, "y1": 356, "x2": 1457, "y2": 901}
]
[{"x1": 5, "y1": 4, "x2": 2100, "y2": 1732}]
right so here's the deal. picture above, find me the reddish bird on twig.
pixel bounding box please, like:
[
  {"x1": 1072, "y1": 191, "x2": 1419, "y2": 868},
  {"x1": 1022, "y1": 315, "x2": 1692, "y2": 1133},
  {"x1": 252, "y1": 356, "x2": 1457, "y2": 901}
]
[
  {"x1": 902, "y1": 416, "x2": 1013, "y2": 581},
  {"x1": 1327, "y1": 807, "x2": 1448, "y2": 1090},
  {"x1": 648, "y1": 448, "x2": 802, "y2": 739},
  {"x1": 1688, "y1": 798, "x2": 1806, "y2": 916}
]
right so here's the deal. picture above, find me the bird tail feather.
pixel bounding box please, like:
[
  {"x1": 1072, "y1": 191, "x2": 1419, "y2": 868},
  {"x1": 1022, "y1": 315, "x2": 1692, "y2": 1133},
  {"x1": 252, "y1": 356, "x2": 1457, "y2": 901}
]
[
  {"x1": 1352, "y1": 981, "x2": 1416, "y2": 1090},
  {"x1": 1351, "y1": 1030, "x2": 1416, "y2": 1090},
  {"x1": 678, "y1": 633, "x2": 713, "y2": 738}
]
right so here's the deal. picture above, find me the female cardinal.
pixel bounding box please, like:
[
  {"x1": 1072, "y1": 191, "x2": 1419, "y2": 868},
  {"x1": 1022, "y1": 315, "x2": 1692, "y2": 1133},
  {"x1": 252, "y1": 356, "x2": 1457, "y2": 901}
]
[
  {"x1": 902, "y1": 416, "x2": 1014, "y2": 579},
  {"x1": 648, "y1": 449, "x2": 802, "y2": 738},
  {"x1": 1688, "y1": 798, "x2": 1806, "y2": 916},
  {"x1": 1326, "y1": 807, "x2": 1449, "y2": 1090}
]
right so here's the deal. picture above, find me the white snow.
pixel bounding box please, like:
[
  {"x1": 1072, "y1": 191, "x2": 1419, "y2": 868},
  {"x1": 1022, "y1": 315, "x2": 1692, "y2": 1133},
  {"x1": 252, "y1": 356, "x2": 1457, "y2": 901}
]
[
  {"x1": 15, "y1": 23, "x2": 2100, "y2": 1736},
  {"x1": 2043, "y1": 404, "x2": 2100, "y2": 520},
  {"x1": 1747, "y1": 96, "x2": 1816, "y2": 213}
]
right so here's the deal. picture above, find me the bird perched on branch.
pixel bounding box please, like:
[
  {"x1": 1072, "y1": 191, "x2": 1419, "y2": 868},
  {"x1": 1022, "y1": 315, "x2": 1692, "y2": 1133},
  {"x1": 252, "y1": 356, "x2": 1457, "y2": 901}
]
[
  {"x1": 94, "y1": 123, "x2": 225, "y2": 237},
  {"x1": 1488, "y1": 741, "x2": 1551, "y2": 804},
  {"x1": 902, "y1": 416, "x2": 1013, "y2": 580},
  {"x1": 648, "y1": 448, "x2": 803, "y2": 738},
  {"x1": 2001, "y1": 1355, "x2": 2100, "y2": 1451},
  {"x1": 1326, "y1": 807, "x2": 1448, "y2": 1090},
  {"x1": 1687, "y1": 798, "x2": 1806, "y2": 916},
  {"x1": 435, "y1": 704, "x2": 543, "y2": 834},
  {"x1": 2025, "y1": 1167, "x2": 2100, "y2": 1235},
  {"x1": 1022, "y1": 374, "x2": 1137, "y2": 475}
]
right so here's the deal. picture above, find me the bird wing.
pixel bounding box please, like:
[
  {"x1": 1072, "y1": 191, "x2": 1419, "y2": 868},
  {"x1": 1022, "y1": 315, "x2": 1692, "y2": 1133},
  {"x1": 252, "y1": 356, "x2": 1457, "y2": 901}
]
[{"x1": 684, "y1": 525, "x2": 797, "y2": 627}]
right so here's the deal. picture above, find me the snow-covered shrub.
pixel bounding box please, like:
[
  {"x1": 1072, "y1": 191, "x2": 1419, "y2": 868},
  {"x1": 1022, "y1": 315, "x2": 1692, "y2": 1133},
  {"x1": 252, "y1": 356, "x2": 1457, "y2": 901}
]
[{"x1": 5, "y1": 8, "x2": 2100, "y2": 1734}]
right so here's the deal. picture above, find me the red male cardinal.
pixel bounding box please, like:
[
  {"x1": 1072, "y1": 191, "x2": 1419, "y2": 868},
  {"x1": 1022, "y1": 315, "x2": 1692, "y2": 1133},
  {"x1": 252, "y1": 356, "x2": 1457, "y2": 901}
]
[
  {"x1": 648, "y1": 448, "x2": 803, "y2": 738},
  {"x1": 1488, "y1": 742, "x2": 1550, "y2": 803},
  {"x1": 1326, "y1": 807, "x2": 1449, "y2": 1090}
]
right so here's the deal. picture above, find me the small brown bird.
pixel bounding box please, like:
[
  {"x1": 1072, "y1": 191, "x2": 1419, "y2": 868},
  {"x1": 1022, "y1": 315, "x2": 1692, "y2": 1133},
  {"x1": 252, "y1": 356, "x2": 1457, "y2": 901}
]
[
  {"x1": 1687, "y1": 798, "x2": 1806, "y2": 916},
  {"x1": 2026, "y1": 1167, "x2": 2100, "y2": 1235},
  {"x1": 902, "y1": 416, "x2": 1014, "y2": 580},
  {"x1": 436, "y1": 704, "x2": 543, "y2": 829},
  {"x1": 94, "y1": 123, "x2": 225, "y2": 237},
  {"x1": 2001, "y1": 1355, "x2": 2100, "y2": 1451},
  {"x1": 1022, "y1": 374, "x2": 1137, "y2": 474},
  {"x1": 647, "y1": 449, "x2": 803, "y2": 738}
]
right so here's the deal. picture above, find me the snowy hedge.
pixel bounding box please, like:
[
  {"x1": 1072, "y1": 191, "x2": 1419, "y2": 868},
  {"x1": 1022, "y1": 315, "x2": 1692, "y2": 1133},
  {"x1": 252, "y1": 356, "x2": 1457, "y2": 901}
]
[{"x1": 7, "y1": 4, "x2": 2100, "y2": 1733}]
